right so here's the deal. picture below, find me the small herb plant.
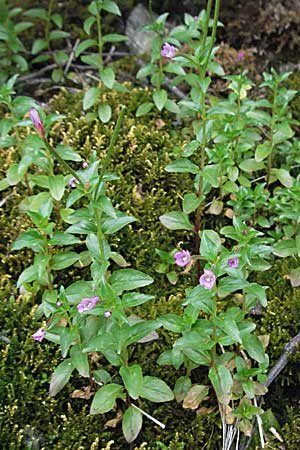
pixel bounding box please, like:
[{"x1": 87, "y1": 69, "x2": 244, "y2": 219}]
[
  {"x1": 0, "y1": 0, "x2": 33, "y2": 83},
  {"x1": 24, "y1": 1, "x2": 70, "y2": 82},
  {"x1": 75, "y1": 0, "x2": 128, "y2": 123},
  {"x1": 12, "y1": 108, "x2": 174, "y2": 443}
]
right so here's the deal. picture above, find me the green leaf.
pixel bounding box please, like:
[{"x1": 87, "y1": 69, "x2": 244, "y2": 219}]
[
  {"x1": 271, "y1": 168, "x2": 294, "y2": 188},
  {"x1": 183, "y1": 285, "x2": 214, "y2": 314},
  {"x1": 165, "y1": 158, "x2": 199, "y2": 174},
  {"x1": 255, "y1": 142, "x2": 272, "y2": 162},
  {"x1": 51, "y1": 252, "x2": 79, "y2": 270},
  {"x1": 239, "y1": 158, "x2": 265, "y2": 173},
  {"x1": 122, "y1": 406, "x2": 143, "y2": 443},
  {"x1": 122, "y1": 293, "x2": 155, "y2": 308},
  {"x1": 102, "y1": 215, "x2": 136, "y2": 234},
  {"x1": 7, "y1": 163, "x2": 21, "y2": 185},
  {"x1": 75, "y1": 39, "x2": 97, "y2": 57},
  {"x1": 83, "y1": 87, "x2": 100, "y2": 110},
  {"x1": 102, "y1": 34, "x2": 128, "y2": 43},
  {"x1": 110, "y1": 269, "x2": 153, "y2": 293},
  {"x1": 49, "y1": 30, "x2": 69, "y2": 40},
  {"x1": 70, "y1": 345, "x2": 89, "y2": 377},
  {"x1": 164, "y1": 62, "x2": 185, "y2": 75},
  {"x1": 11, "y1": 230, "x2": 44, "y2": 253},
  {"x1": 0, "y1": 178, "x2": 9, "y2": 191},
  {"x1": 17, "y1": 265, "x2": 37, "y2": 288},
  {"x1": 200, "y1": 230, "x2": 221, "y2": 261},
  {"x1": 24, "y1": 8, "x2": 48, "y2": 20},
  {"x1": 136, "y1": 64, "x2": 156, "y2": 79},
  {"x1": 153, "y1": 89, "x2": 168, "y2": 111},
  {"x1": 213, "y1": 317, "x2": 242, "y2": 344},
  {"x1": 218, "y1": 276, "x2": 249, "y2": 297},
  {"x1": 136, "y1": 102, "x2": 154, "y2": 117},
  {"x1": 100, "y1": 68, "x2": 115, "y2": 89},
  {"x1": 32, "y1": 38, "x2": 48, "y2": 55},
  {"x1": 48, "y1": 232, "x2": 81, "y2": 246},
  {"x1": 161, "y1": 314, "x2": 184, "y2": 333},
  {"x1": 98, "y1": 104, "x2": 112, "y2": 123},
  {"x1": 49, "y1": 359, "x2": 74, "y2": 397},
  {"x1": 101, "y1": 0, "x2": 121, "y2": 15},
  {"x1": 139, "y1": 376, "x2": 174, "y2": 402},
  {"x1": 242, "y1": 334, "x2": 266, "y2": 363},
  {"x1": 246, "y1": 110, "x2": 272, "y2": 127},
  {"x1": 90, "y1": 384, "x2": 124, "y2": 415},
  {"x1": 56, "y1": 144, "x2": 82, "y2": 161},
  {"x1": 48, "y1": 175, "x2": 65, "y2": 201},
  {"x1": 84, "y1": 16, "x2": 96, "y2": 34},
  {"x1": 174, "y1": 376, "x2": 192, "y2": 403},
  {"x1": 51, "y1": 13, "x2": 63, "y2": 28},
  {"x1": 159, "y1": 211, "x2": 194, "y2": 231},
  {"x1": 120, "y1": 365, "x2": 143, "y2": 400},
  {"x1": 273, "y1": 239, "x2": 296, "y2": 257},
  {"x1": 183, "y1": 193, "x2": 202, "y2": 214},
  {"x1": 164, "y1": 99, "x2": 179, "y2": 114},
  {"x1": 209, "y1": 366, "x2": 232, "y2": 405},
  {"x1": 273, "y1": 122, "x2": 294, "y2": 145}
]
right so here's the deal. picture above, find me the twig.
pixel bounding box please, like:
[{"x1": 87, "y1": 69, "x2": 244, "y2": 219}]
[
  {"x1": 240, "y1": 332, "x2": 300, "y2": 450},
  {"x1": 104, "y1": 45, "x2": 116, "y2": 64},
  {"x1": 253, "y1": 396, "x2": 265, "y2": 448},
  {"x1": 265, "y1": 332, "x2": 300, "y2": 388},
  {"x1": 64, "y1": 38, "x2": 80, "y2": 75}
]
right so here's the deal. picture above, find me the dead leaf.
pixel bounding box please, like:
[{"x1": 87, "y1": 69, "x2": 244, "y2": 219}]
[
  {"x1": 105, "y1": 410, "x2": 123, "y2": 428},
  {"x1": 240, "y1": 418, "x2": 253, "y2": 436},
  {"x1": 183, "y1": 385, "x2": 209, "y2": 410},
  {"x1": 71, "y1": 385, "x2": 94, "y2": 399},
  {"x1": 289, "y1": 267, "x2": 300, "y2": 287},
  {"x1": 197, "y1": 406, "x2": 216, "y2": 415},
  {"x1": 225, "y1": 208, "x2": 234, "y2": 219},
  {"x1": 207, "y1": 199, "x2": 223, "y2": 215},
  {"x1": 155, "y1": 119, "x2": 166, "y2": 129},
  {"x1": 224, "y1": 405, "x2": 235, "y2": 425},
  {"x1": 254, "y1": 382, "x2": 268, "y2": 396},
  {"x1": 258, "y1": 335, "x2": 270, "y2": 349}
]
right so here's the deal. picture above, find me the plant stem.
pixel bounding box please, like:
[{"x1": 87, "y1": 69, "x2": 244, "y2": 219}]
[
  {"x1": 95, "y1": 5, "x2": 103, "y2": 75},
  {"x1": 94, "y1": 107, "x2": 126, "y2": 200},
  {"x1": 194, "y1": 0, "x2": 221, "y2": 280},
  {"x1": 46, "y1": 0, "x2": 55, "y2": 50},
  {"x1": 266, "y1": 84, "x2": 278, "y2": 186},
  {"x1": 202, "y1": 0, "x2": 220, "y2": 75},
  {"x1": 43, "y1": 140, "x2": 83, "y2": 185},
  {"x1": 200, "y1": 0, "x2": 213, "y2": 52}
]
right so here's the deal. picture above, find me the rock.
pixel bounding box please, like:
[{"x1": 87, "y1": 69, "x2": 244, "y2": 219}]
[{"x1": 125, "y1": 4, "x2": 155, "y2": 54}]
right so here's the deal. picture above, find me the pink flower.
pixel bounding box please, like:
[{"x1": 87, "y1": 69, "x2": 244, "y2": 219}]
[
  {"x1": 174, "y1": 250, "x2": 192, "y2": 267},
  {"x1": 237, "y1": 50, "x2": 245, "y2": 62},
  {"x1": 199, "y1": 270, "x2": 216, "y2": 289},
  {"x1": 82, "y1": 161, "x2": 89, "y2": 168},
  {"x1": 228, "y1": 257, "x2": 239, "y2": 268},
  {"x1": 29, "y1": 108, "x2": 45, "y2": 138},
  {"x1": 32, "y1": 327, "x2": 46, "y2": 342},
  {"x1": 161, "y1": 43, "x2": 177, "y2": 59},
  {"x1": 77, "y1": 296, "x2": 99, "y2": 313},
  {"x1": 104, "y1": 311, "x2": 112, "y2": 318},
  {"x1": 193, "y1": 16, "x2": 198, "y2": 20},
  {"x1": 69, "y1": 176, "x2": 79, "y2": 188}
]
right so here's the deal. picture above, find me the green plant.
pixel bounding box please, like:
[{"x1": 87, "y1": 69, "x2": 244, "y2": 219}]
[
  {"x1": 0, "y1": 0, "x2": 33, "y2": 83},
  {"x1": 75, "y1": 0, "x2": 128, "y2": 123}
]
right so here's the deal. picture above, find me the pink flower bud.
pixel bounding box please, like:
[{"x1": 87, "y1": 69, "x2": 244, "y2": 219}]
[{"x1": 29, "y1": 108, "x2": 45, "y2": 138}]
